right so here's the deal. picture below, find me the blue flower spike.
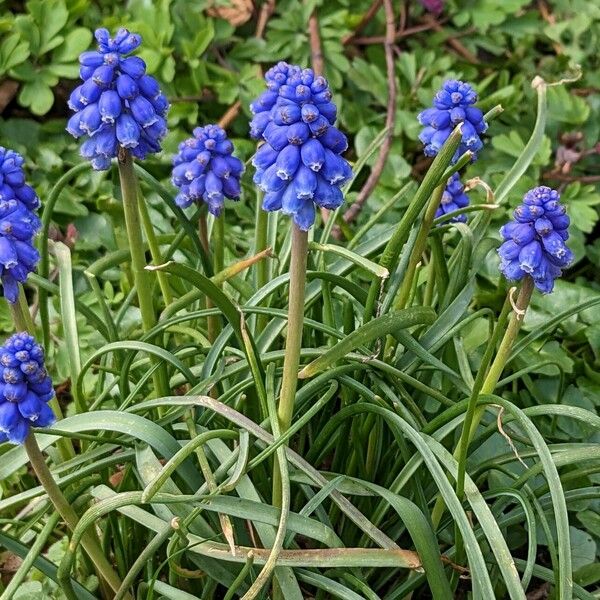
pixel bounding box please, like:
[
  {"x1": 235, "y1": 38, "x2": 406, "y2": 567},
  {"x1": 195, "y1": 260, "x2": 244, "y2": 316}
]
[
  {"x1": 498, "y1": 186, "x2": 573, "y2": 294},
  {"x1": 67, "y1": 27, "x2": 169, "y2": 170},
  {"x1": 0, "y1": 147, "x2": 41, "y2": 304},
  {"x1": 250, "y1": 62, "x2": 352, "y2": 231},
  {"x1": 436, "y1": 173, "x2": 470, "y2": 223},
  {"x1": 172, "y1": 124, "x2": 244, "y2": 216},
  {"x1": 0, "y1": 332, "x2": 55, "y2": 445},
  {"x1": 418, "y1": 80, "x2": 487, "y2": 162}
]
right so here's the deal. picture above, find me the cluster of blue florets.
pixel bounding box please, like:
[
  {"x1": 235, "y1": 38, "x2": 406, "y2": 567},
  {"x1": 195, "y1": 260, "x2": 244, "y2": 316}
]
[
  {"x1": 172, "y1": 125, "x2": 244, "y2": 216},
  {"x1": 250, "y1": 62, "x2": 352, "y2": 230},
  {"x1": 436, "y1": 173, "x2": 469, "y2": 223},
  {"x1": 0, "y1": 333, "x2": 54, "y2": 445},
  {"x1": 418, "y1": 80, "x2": 487, "y2": 161},
  {"x1": 498, "y1": 186, "x2": 572, "y2": 294},
  {"x1": 0, "y1": 148, "x2": 40, "y2": 304},
  {"x1": 67, "y1": 28, "x2": 169, "y2": 170}
]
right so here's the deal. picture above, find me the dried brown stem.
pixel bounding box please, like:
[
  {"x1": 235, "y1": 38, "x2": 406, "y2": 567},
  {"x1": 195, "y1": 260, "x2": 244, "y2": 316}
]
[
  {"x1": 216, "y1": 0, "x2": 276, "y2": 129},
  {"x1": 308, "y1": 11, "x2": 324, "y2": 76},
  {"x1": 341, "y1": 0, "x2": 384, "y2": 45},
  {"x1": 218, "y1": 100, "x2": 242, "y2": 129},
  {"x1": 423, "y1": 15, "x2": 479, "y2": 64},
  {"x1": 341, "y1": 0, "x2": 397, "y2": 227},
  {"x1": 255, "y1": 0, "x2": 276, "y2": 38},
  {"x1": 542, "y1": 172, "x2": 600, "y2": 184},
  {"x1": 352, "y1": 19, "x2": 446, "y2": 44}
]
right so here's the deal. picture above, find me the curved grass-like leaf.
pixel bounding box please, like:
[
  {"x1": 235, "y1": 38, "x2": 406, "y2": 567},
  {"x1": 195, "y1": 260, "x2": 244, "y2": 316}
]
[
  {"x1": 299, "y1": 307, "x2": 436, "y2": 379},
  {"x1": 0, "y1": 412, "x2": 200, "y2": 487}
]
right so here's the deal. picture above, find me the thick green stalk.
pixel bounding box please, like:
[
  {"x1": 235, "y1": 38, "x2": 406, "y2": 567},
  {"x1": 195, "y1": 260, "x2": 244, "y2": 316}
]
[
  {"x1": 24, "y1": 433, "x2": 127, "y2": 598},
  {"x1": 213, "y1": 213, "x2": 225, "y2": 276},
  {"x1": 431, "y1": 276, "x2": 535, "y2": 528},
  {"x1": 276, "y1": 225, "x2": 308, "y2": 433},
  {"x1": 198, "y1": 210, "x2": 220, "y2": 346},
  {"x1": 137, "y1": 186, "x2": 173, "y2": 305},
  {"x1": 254, "y1": 192, "x2": 269, "y2": 334},
  {"x1": 273, "y1": 225, "x2": 308, "y2": 506},
  {"x1": 363, "y1": 125, "x2": 463, "y2": 322},
  {"x1": 9, "y1": 286, "x2": 34, "y2": 333},
  {"x1": 394, "y1": 184, "x2": 444, "y2": 311},
  {"x1": 117, "y1": 149, "x2": 169, "y2": 398}
]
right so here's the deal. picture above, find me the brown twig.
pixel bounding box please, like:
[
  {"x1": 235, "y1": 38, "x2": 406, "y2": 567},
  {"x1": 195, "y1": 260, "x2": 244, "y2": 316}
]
[
  {"x1": 216, "y1": 0, "x2": 276, "y2": 129},
  {"x1": 537, "y1": 0, "x2": 562, "y2": 54},
  {"x1": 341, "y1": 0, "x2": 397, "y2": 227},
  {"x1": 0, "y1": 80, "x2": 18, "y2": 114},
  {"x1": 351, "y1": 18, "x2": 446, "y2": 44},
  {"x1": 218, "y1": 100, "x2": 242, "y2": 129},
  {"x1": 308, "y1": 11, "x2": 324, "y2": 76},
  {"x1": 341, "y1": 0, "x2": 384, "y2": 45},
  {"x1": 255, "y1": 0, "x2": 276, "y2": 38},
  {"x1": 542, "y1": 172, "x2": 600, "y2": 184},
  {"x1": 423, "y1": 15, "x2": 478, "y2": 64}
]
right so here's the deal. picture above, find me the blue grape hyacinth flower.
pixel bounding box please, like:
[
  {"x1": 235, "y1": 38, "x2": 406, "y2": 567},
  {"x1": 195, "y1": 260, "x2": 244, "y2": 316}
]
[
  {"x1": 172, "y1": 124, "x2": 244, "y2": 216},
  {"x1": 0, "y1": 147, "x2": 41, "y2": 304},
  {"x1": 436, "y1": 173, "x2": 469, "y2": 223},
  {"x1": 251, "y1": 63, "x2": 352, "y2": 231},
  {"x1": 0, "y1": 332, "x2": 55, "y2": 445},
  {"x1": 498, "y1": 186, "x2": 573, "y2": 294},
  {"x1": 418, "y1": 80, "x2": 487, "y2": 161},
  {"x1": 67, "y1": 27, "x2": 169, "y2": 170}
]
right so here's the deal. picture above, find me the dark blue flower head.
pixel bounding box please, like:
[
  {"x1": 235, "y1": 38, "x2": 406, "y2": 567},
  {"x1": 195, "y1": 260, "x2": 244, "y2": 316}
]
[
  {"x1": 0, "y1": 332, "x2": 54, "y2": 445},
  {"x1": 172, "y1": 124, "x2": 244, "y2": 216},
  {"x1": 67, "y1": 27, "x2": 169, "y2": 170},
  {"x1": 498, "y1": 186, "x2": 572, "y2": 294},
  {"x1": 251, "y1": 63, "x2": 351, "y2": 231},
  {"x1": 0, "y1": 147, "x2": 40, "y2": 304},
  {"x1": 418, "y1": 80, "x2": 487, "y2": 161},
  {"x1": 436, "y1": 173, "x2": 469, "y2": 223}
]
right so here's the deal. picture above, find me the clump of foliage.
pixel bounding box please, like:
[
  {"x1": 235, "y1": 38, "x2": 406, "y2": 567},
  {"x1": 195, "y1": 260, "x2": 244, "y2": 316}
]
[{"x1": 0, "y1": 2, "x2": 599, "y2": 600}]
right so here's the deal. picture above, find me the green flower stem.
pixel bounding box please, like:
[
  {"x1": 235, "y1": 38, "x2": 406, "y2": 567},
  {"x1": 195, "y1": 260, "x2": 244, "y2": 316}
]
[
  {"x1": 117, "y1": 149, "x2": 168, "y2": 398},
  {"x1": 24, "y1": 433, "x2": 127, "y2": 599},
  {"x1": 254, "y1": 192, "x2": 269, "y2": 334},
  {"x1": 197, "y1": 209, "x2": 220, "y2": 346},
  {"x1": 273, "y1": 224, "x2": 308, "y2": 506},
  {"x1": 394, "y1": 183, "x2": 445, "y2": 311},
  {"x1": 363, "y1": 125, "x2": 463, "y2": 323},
  {"x1": 136, "y1": 186, "x2": 173, "y2": 305},
  {"x1": 9, "y1": 286, "x2": 34, "y2": 333},
  {"x1": 213, "y1": 213, "x2": 225, "y2": 277},
  {"x1": 431, "y1": 276, "x2": 535, "y2": 528},
  {"x1": 210, "y1": 214, "x2": 225, "y2": 342}
]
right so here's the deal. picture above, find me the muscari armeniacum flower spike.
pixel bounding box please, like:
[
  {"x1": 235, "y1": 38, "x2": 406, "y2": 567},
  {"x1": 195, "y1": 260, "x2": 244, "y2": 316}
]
[
  {"x1": 418, "y1": 80, "x2": 487, "y2": 162},
  {"x1": 172, "y1": 124, "x2": 244, "y2": 217},
  {"x1": 0, "y1": 147, "x2": 41, "y2": 304},
  {"x1": 0, "y1": 332, "x2": 55, "y2": 445},
  {"x1": 250, "y1": 62, "x2": 352, "y2": 231},
  {"x1": 67, "y1": 27, "x2": 169, "y2": 170},
  {"x1": 436, "y1": 173, "x2": 469, "y2": 223},
  {"x1": 498, "y1": 186, "x2": 573, "y2": 294}
]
